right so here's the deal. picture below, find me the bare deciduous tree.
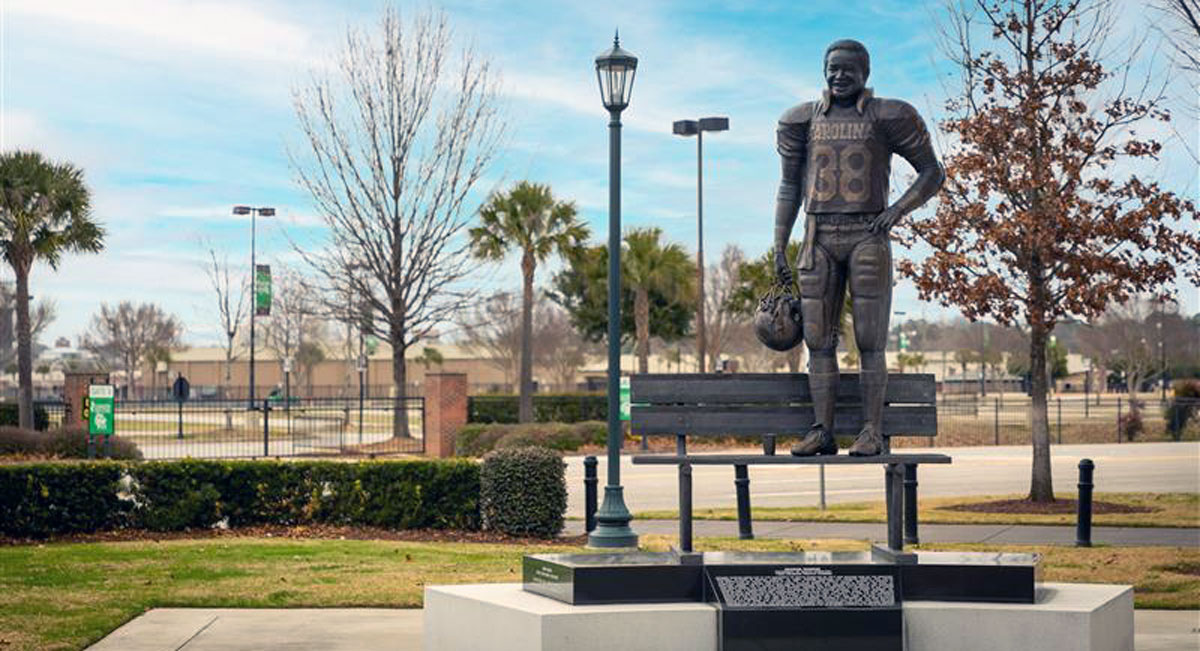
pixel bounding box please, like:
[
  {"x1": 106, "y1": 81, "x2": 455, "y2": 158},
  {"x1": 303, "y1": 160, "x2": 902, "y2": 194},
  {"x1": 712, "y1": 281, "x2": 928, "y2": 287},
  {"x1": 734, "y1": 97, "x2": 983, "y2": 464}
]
[
  {"x1": 536, "y1": 304, "x2": 597, "y2": 391},
  {"x1": 260, "y1": 267, "x2": 326, "y2": 393},
  {"x1": 458, "y1": 291, "x2": 522, "y2": 388},
  {"x1": 203, "y1": 245, "x2": 248, "y2": 398},
  {"x1": 84, "y1": 302, "x2": 183, "y2": 398},
  {"x1": 0, "y1": 282, "x2": 55, "y2": 373},
  {"x1": 291, "y1": 8, "x2": 504, "y2": 437},
  {"x1": 703, "y1": 245, "x2": 752, "y2": 370}
]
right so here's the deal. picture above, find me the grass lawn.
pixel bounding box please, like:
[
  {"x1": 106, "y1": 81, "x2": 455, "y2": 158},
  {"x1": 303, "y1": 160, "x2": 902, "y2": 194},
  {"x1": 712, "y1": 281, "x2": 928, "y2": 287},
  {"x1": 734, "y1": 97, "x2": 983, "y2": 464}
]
[
  {"x1": 635, "y1": 493, "x2": 1200, "y2": 528},
  {"x1": 0, "y1": 534, "x2": 1196, "y2": 651}
]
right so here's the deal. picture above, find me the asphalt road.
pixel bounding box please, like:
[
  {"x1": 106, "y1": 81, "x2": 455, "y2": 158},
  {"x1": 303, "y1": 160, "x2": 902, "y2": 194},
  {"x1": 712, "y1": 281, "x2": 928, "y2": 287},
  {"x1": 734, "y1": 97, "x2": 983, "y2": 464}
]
[{"x1": 565, "y1": 441, "x2": 1200, "y2": 515}]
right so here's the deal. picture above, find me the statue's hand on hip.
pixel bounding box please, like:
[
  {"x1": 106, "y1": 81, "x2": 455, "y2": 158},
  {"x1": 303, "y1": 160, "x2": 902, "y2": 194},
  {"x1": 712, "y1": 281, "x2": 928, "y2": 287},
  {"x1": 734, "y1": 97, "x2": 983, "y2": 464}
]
[{"x1": 869, "y1": 206, "x2": 904, "y2": 234}]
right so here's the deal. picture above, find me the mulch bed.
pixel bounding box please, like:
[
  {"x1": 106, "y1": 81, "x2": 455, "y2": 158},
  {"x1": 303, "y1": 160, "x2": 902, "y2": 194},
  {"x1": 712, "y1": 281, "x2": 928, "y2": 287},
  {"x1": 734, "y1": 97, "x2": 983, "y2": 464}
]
[
  {"x1": 0, "y1": 524, "x2": 588, "y2": 547},
  {"x1": 939, "y1": 498, "x2": 1156, "y2": 515}
]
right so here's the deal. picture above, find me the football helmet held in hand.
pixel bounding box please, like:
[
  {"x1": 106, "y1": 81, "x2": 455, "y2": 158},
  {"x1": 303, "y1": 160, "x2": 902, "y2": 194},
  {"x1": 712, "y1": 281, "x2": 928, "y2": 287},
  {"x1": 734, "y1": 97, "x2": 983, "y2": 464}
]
[{"x1": 754, "y1": 282, "x2": 804, "y2": 352}]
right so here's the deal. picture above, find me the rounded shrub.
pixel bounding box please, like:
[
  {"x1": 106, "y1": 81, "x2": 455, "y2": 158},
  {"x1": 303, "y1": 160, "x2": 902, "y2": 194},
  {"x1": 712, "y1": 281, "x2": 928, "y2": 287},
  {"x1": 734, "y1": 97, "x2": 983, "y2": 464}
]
[{"x1": 480, "y1": 446, "x2": 566, "y2": 538}]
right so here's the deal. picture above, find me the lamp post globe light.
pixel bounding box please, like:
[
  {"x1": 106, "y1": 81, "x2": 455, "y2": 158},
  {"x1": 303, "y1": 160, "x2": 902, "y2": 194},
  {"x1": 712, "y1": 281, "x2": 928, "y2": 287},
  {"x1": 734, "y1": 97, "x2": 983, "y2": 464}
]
[
  {"x1": 232, "y1": 205, "x2": 274, "y2": 410},
  {"x1": 589, "y1": 32, "x2": 638, "y2": 549},
  {"x1": 672, "y1": 116, "x2": 728, "y2": 373}
]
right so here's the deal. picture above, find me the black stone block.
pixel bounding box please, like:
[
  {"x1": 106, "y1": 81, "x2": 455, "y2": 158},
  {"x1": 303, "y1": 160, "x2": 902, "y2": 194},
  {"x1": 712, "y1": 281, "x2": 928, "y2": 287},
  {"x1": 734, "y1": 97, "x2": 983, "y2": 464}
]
[
  {"x1": 523, "y1": 553, "x2": 702, "y2": 605},
  {"x1": 719, "y1": 607, "x2": 903, "y2": 651},
  {"x1": 901, "y1": 551, "x2": 1040, "y2": 603}
]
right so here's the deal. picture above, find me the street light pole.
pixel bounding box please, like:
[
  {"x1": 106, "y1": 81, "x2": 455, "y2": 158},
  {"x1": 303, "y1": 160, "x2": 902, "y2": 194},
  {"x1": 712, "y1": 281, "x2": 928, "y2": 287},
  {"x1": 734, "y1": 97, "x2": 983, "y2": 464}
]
[
  {"x1": 590, "y1": 32, "x2": 638, "y2": 549},
  {"x1": 233, "y1": 205, "x2": 274, "y2": 410},
  {"x1": 672, "y1": 117, "x2": 728, "y2": 373}
]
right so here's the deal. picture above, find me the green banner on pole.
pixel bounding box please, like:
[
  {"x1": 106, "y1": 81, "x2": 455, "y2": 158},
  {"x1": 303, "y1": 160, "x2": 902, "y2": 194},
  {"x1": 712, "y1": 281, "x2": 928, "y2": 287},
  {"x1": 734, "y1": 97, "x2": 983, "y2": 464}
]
[
  {"x1": 88, "y1": 384, "x2": 115, "y2": 437},
  {"x1": 619, "y1": 376, "x2": 631, "y2": 421},
  {"x1": 255, "y1": 264, "x2": 272, "y2": 316}
]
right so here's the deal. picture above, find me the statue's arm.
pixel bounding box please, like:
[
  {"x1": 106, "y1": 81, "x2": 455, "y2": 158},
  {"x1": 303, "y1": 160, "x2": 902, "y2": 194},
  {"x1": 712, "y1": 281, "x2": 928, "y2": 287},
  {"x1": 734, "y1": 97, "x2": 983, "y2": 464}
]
[
  {"x1": 774, "y1": 112, "x2": 809, "y2": 281},
  {"x1": 872, "y1": 102, "x2": 945, "y2": 233}
]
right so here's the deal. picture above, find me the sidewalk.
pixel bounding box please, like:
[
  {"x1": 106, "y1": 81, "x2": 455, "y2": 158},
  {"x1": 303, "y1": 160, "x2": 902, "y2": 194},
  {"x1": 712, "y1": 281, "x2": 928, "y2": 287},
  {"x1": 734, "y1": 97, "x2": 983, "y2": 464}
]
[
  {"x1": 88, "y1": 607, "x2": 1200, "y2": 650},
  {"x1": 562, "y1": 519, "x2": 1200, "y2": 547}
]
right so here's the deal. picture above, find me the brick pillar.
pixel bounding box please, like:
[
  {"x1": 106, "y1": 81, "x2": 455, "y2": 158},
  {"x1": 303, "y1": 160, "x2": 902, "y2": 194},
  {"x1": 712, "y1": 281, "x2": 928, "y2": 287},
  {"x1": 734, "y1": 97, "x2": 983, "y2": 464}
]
[
  {"x1": 63, "y1": 372, "x2": 110, "y2": 429},
  {"x1": 424, "y1": 373, "x2": 467, "y2": 458}
]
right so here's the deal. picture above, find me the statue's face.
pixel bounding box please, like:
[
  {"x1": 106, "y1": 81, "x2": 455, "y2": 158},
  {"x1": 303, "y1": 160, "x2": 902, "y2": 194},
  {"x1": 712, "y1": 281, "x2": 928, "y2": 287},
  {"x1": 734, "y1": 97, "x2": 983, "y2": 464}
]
[{"x1": 825, "y1": 49, "x2": 867, "y2": 100}]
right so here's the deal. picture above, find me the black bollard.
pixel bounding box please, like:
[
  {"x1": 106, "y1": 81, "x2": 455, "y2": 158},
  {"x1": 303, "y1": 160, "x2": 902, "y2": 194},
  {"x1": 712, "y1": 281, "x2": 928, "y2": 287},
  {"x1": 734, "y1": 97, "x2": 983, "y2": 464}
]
[
  {"x1": 584, "y1": 456, "x2": 598, "y2": 533},
  {"x1": 1076, "y1": 458, "x2": 1094, "y2": 547}
]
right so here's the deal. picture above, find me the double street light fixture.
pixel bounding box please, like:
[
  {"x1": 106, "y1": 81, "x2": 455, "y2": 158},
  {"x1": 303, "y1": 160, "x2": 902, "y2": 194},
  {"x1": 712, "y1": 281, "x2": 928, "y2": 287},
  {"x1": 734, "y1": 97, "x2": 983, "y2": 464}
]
[
  {"x1": 589, "y1": 32, "x2": 638, "y2": 549},
  {"x1": 232, "y1": 205, "x2": 275, "y2": 409},
  {"x1": 672, "y1": 116, "x2": 728, "y2": 373}
]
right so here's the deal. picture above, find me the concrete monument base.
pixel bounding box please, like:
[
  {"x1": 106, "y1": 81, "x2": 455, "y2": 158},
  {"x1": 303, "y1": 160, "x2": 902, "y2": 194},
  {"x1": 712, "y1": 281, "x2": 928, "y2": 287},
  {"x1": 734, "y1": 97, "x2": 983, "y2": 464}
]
[{"x1": 423, "y1": 582, "x2": 1132, "y2": 651}]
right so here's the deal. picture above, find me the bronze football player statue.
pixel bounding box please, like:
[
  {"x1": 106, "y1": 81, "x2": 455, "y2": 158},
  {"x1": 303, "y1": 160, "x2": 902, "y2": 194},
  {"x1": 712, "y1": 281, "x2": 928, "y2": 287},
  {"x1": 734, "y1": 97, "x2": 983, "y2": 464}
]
[{"x1": 775, "y1": 39, "x2": 944, "y2": 457}]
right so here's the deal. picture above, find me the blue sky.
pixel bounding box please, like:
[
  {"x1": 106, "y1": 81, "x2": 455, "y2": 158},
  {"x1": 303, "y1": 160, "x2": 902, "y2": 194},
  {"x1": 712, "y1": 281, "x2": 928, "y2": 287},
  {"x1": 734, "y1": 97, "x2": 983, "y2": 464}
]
[{"x1": 2, "y1": 0, "x2": 1196, "y2": 347}]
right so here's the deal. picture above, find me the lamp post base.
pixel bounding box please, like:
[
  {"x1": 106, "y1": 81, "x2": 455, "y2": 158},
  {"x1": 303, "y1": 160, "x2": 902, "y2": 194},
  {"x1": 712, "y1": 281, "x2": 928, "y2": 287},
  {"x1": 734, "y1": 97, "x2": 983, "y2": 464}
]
[{"x1": 587, "y1": 485, "x2": 638, "y2": 548}]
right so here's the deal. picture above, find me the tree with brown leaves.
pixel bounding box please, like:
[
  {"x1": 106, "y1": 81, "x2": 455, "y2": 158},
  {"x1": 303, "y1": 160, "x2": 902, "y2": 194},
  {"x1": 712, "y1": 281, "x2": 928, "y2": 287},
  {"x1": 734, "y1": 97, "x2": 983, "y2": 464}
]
[{"x1": 902, "y1": 0, "x2": 1200, "y2": 501}]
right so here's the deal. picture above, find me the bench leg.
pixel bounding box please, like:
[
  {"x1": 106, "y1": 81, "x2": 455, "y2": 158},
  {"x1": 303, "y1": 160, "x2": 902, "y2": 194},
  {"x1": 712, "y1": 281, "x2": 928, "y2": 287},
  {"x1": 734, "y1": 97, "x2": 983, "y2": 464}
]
[
  {"x1": 903, "y1": 464, "x2": 919, "y2": 546},
  {"x1": 734, "y1": 465, "x2": 753, "y2": 540},
  {"x1": 679, "y1": 462, "x2": 693, "y2": 554},
  {"x1": 885, "y1": 463, "x2": 903, "y2": 552}
]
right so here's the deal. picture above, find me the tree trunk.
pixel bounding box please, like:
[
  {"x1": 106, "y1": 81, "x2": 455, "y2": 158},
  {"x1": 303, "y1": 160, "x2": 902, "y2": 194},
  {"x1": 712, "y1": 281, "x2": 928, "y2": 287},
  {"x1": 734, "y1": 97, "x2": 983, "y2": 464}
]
[
  {"x1": 14, "y1": 263, "x2": 33, "y2": 430},
  {"x1": 224, "y1": 344, "x2": 234, "y2": 428},
  {"x1": 635, "y1": 287, "x2": 650, "y2": 374},
  {"x1": 1028, "y1": 318, "x2": 1055, "y2": 502},
  {"x1": 391, "y1": 327, "x2": 410, "y2": 438},
  {"x1": 518, "y1": 251, "x2": 535, "y2": 423}
]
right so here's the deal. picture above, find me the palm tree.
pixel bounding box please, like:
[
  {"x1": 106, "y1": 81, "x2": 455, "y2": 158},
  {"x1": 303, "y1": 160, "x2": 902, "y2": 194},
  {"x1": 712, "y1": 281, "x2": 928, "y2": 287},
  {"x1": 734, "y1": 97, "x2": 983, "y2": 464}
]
[
  {"x1": 0, "y1": 151, "x2": 104, "y2": 428},
  {"x1": 470, "y1": 181, "x2": 588, "y2": 423},
  {"x1": 623, "y1": 228, "x2": 695, "y2": 374}
]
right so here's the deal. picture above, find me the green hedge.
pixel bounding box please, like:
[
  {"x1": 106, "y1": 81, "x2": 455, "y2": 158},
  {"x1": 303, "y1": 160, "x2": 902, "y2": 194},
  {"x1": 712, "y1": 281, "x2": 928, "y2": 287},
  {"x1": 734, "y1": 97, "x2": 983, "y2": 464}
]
[
  {"x1": 468, "y1": 394, "x2": 606, "y2": 424},
  {"x1": 480, "y1": 446, "x2": 566, "y2": 538},
  {"x1": 0, "y1": 403, "x2": 50, "y2": 431},
  {"x1": 456, "y1": 421, "x2": 605, "y2": 456},
  {"x1": 0, "y1": 462, "x2": 131, "y2": 537},
  {"x1": 0, "y1": 459, "x2": 480, "y2": 538}
]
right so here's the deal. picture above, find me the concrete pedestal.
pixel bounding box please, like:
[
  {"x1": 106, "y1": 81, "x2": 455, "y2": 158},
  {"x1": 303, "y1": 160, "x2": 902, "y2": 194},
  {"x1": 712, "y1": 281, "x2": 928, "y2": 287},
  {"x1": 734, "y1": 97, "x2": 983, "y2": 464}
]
[
  {"x1": 905, "y1": 583, "x2": 1133, "y2": 651},
  {"x1": 423, "y1": 583, "x2": 716, "y2": 651},
  {"x1": 423, "y1": 582, "x2": 1132, "y2": 651}
]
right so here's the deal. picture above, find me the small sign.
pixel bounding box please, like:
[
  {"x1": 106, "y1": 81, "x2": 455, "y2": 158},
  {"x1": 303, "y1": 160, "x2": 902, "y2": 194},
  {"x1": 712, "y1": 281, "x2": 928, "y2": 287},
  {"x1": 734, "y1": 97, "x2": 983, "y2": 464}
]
[
  {"x1": 283, "y1": 357, "x2": 293, "y2": 373},
  {"x1": 619, "y1": 376, "x2": 631, "y2": 421},
  {"x1": 172, "y1": 376, "x2": 190, "y2": 402},
  {"x1": 357, "y1": 354, "x2": 367, "y2": 373},
  {"x1": 88, "y1": 384, "x2": 115, "y2": 437},
  {"x1": 255, "y1": 264, "x2": 272, "y2": 316}
]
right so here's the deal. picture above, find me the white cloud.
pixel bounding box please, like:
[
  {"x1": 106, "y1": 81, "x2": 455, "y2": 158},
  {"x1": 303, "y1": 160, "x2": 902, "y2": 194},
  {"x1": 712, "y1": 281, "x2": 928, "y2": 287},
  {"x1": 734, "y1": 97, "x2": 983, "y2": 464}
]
[{"x1": 7, "y1": 0, "x2": 315, "y2": 64}]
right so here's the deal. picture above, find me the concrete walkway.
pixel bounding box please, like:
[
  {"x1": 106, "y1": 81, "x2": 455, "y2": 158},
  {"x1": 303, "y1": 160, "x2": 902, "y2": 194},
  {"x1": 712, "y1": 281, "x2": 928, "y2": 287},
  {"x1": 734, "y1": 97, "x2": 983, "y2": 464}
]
[
  {"x1": 88, "y1": 607, "x2": 1200, "y2": 650},
  {"x1": 562, "y1": 519, "x2": 1200, "y2": 547}
]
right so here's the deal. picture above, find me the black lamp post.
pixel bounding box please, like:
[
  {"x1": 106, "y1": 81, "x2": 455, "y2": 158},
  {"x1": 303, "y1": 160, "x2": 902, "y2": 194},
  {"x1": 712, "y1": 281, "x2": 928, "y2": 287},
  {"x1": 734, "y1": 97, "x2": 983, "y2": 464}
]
[
  {"x1": 672, "y1": 117, "x2": 728, "y2": 374},
  {"x1": 589, "y1": 32, "x2": 638, "y2": 549},
  {"x1": 232, "y1": 205, "x2": 274, "y2": 409}
]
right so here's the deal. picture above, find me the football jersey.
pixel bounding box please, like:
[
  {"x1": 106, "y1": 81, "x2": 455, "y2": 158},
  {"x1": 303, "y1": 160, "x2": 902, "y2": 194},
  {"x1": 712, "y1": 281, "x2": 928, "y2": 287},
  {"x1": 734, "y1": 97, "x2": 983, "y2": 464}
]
[{"x1": 777, "y1": 90, "x2": 936, "y2": 214}]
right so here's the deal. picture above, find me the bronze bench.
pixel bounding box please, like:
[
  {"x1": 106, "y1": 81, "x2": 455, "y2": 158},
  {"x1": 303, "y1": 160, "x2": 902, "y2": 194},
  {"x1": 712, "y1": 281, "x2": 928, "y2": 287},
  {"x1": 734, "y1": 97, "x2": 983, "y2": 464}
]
[{"x1": 630, "y1": 373, "x2": 951, "y2": 553}]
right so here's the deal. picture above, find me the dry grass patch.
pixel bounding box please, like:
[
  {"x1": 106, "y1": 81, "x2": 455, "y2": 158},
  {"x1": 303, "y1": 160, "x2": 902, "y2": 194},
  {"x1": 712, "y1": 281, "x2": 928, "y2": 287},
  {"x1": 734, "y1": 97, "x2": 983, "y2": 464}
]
[{"x1": 637, "y1": 492, "x2": 1200, "y2": 528}]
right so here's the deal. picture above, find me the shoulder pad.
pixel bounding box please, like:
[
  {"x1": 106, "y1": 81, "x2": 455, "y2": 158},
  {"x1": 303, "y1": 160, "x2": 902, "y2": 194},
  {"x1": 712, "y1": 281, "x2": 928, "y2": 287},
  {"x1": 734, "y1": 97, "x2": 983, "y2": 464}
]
[
  {"x1": 779, "y1": 102, "x2": 817, "y2": 125},
  {"x1": 871, "y1": 97, "x2": 921, "y2": 120}
]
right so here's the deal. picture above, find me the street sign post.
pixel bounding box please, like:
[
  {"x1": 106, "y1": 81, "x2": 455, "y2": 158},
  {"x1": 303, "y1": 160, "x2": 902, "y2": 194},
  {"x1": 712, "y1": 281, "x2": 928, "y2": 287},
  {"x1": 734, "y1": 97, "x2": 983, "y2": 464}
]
[
  {"x1": 172, "y1": 376, "x2": 190, "y2": 440},
  {"x1": 619, "y1": 376, "x2": 631, "y2": 421},
  {"x1": 88, "y1": 384, "x2": 115, "y2": 458},
  {"x1": 255, "y1": 264, "x2": 272, "y2": 316}
]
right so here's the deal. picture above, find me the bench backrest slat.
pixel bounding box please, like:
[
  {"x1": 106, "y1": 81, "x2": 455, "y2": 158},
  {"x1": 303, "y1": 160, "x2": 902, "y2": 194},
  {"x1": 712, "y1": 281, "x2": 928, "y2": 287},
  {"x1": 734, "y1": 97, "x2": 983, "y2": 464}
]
[
  {"x1": 630, "y1": 373, "x2": 935, "y2": 405},
  {"x1": 629, "y1": 372, "x2": 937, "y2": 439},
  {"x1": 631, "y1": 405, "x2": 936, "y2": 437}
]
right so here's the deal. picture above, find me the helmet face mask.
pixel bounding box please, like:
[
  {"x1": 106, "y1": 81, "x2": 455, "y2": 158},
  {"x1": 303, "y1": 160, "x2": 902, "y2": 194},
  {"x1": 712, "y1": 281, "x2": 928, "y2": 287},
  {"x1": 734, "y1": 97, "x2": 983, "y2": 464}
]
[{"x1": 754, "y1": 283, "x2": 804, "y2": 352}]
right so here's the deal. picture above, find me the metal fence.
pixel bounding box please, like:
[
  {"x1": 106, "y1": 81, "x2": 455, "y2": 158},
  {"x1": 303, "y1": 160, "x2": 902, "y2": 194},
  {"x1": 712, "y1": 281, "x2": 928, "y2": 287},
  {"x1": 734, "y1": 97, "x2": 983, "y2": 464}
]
[
  {"x1": 894, "y1": 394, "x2": 1200, "y2": 448},
  {"x1": 34, "y1": 397, "x2": 424, "y2": 460}
]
